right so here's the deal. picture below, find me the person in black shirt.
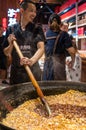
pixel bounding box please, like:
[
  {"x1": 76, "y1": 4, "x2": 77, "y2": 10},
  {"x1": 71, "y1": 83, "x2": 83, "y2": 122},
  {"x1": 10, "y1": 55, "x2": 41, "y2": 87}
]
[
  {"x1": 0, "y1": 25, "x2": 9, "y2": 84},
  {"x1": 60, "y1": 22, "x2": 81, "y2": 81},
  {"x1": 60, "y1": 22, "x2": 76, "y2": 57},
  {"x1": 43, "y1": 13, "x2": 76, "y2": 80},
  {"x1": 3, "y1": 0, "x2": 45, "y2": 85}
]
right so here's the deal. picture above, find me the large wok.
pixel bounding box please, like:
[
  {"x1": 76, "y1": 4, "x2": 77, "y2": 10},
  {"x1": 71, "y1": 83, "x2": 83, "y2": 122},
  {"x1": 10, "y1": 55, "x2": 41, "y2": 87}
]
[{"x1": 0, "y1": 81, "x2": 86, "y2": 130}]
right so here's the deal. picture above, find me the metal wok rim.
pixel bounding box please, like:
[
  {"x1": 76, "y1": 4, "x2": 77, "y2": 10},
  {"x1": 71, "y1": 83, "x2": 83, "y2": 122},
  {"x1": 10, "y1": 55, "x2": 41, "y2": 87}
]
[{"x1": 0, "y1": 81, "x2": 86, "y2": 130}]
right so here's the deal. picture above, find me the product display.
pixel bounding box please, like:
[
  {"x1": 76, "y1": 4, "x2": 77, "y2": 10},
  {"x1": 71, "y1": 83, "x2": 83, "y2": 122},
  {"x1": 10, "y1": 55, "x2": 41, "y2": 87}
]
[
  {"x1": 60, "y1": 0, "x2": 86, "y2": 50},
  {"x1": 2, "y1": 90, "x2": 86, "y2": 130},
  {"x1": 0, "y1": 1, "x2": 86, "y2": 130}
]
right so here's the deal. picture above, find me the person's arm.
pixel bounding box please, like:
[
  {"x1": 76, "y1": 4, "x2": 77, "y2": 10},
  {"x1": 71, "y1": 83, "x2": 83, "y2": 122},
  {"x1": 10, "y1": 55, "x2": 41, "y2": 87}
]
[
  {"x1": 66, "y1": 47, "x2": 76, "y2": 68},
  {"x1": 30, "y1": 41, "x2": 44, "y2": 65},
  {"x1": 4, "y1": 34, "x2": 16, "y2": 57},
  {"x1": 20, "y1": 41, "x2": 44, "y2": 66},
  {"x1": 4, "y1": 44, "x2": 13, "y2": 57},
  {"x1": 62, "y1": 32, "x2": 76, "y2": 68},
  {"x1": 20, "y1": 24, "x2": 45, "y2": 66}
]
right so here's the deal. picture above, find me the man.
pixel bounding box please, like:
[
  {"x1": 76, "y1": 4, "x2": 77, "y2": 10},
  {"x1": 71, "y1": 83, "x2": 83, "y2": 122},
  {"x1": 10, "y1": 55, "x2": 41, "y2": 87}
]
[
  {"x1": 0, "y1": 25, "x2": 9, "y2": 84},
  {"x1": 60, "y1": 22, "x2": 81, "y2": 81},
  {"x1": 42, "y1": 13, "x2": 76, "y2": 80},
  {"x1": 3, "y1": 0, "x2": 45, "y2": 85}
]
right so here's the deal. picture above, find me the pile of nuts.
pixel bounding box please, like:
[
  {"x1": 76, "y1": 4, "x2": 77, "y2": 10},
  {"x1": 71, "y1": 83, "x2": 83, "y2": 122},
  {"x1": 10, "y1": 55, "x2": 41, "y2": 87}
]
[{"x1": 2, "y1": 90, "x2": 86, "y2": 130}]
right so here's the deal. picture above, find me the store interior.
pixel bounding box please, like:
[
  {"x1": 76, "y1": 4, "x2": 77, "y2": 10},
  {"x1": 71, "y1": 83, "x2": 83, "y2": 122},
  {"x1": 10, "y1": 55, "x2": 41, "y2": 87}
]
[
  {"x1": 0, "y1": 1, "x2": 86, "y2": 130},
  {"x1": 0, "y1": 0, "x2": 86, "y2": 82}
]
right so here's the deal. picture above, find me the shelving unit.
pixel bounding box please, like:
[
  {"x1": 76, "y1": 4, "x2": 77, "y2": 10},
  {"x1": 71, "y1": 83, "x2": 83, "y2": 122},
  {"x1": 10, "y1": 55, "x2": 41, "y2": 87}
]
[
  {"x1": 59, "y1": 0, "x2": 86, "y2": 50},
  {"x1": 72, "y1": 11, "x2": 86, "y2": 50},
  {"x1": 69, "y1": 23, "x2": 86, "y2": 29},
  {"x1": 61, "y1": 10, "x2": 86, "y2": 22},
  {"x1": 58, "y1": 0, "x2": 86, "y2": 82},
  {"x1": 78, "y1": 36, "x2": 86, "y2": 39}
]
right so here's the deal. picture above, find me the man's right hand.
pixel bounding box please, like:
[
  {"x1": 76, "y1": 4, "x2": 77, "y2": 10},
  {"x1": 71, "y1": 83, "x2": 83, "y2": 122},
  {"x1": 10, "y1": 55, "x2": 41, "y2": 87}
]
[{"x1": 7, "y1": 34, "x2": 16, "y2": 45}]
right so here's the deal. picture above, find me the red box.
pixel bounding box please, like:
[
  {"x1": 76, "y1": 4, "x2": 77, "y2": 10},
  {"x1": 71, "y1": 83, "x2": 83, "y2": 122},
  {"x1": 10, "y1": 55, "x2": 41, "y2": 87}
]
[{"x1": 78, "y1": 27, "x2": 84, "y2": 36}]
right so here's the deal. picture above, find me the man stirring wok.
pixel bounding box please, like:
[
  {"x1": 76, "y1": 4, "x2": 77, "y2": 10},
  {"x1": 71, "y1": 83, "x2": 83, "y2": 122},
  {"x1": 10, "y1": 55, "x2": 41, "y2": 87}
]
[{"x1": 3, "y1": 0, "x2": 45, "y2": 85}]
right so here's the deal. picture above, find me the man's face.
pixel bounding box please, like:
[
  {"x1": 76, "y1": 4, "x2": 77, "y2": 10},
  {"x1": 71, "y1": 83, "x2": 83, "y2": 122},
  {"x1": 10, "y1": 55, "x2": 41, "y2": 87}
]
[
  {"x1": 22, "y1": 3, "x2": 36, "y2": 23},
  {"x1": 61, "y1": 25, "x2": 68, "y2": 32}
]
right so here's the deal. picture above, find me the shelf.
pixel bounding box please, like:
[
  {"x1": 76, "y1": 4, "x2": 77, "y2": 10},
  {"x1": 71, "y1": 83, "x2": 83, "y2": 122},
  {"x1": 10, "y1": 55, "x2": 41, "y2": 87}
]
[
  {"x1": 62, "y1": 10, "x2": 86, "y2": 22},
  {"x1": 73, "y1": 36, "x2": 86, "y2": 39},
  {"x1": 78, "y1": 10, "x2": 86, "y2": 16},
  {"x1": 69, "y1": 25, "x2": 76, "y2": 29},
  {"x1": 60, "y1": 0, "x2": 86, "y2": 22},
  {"x1": 62, "y1": 14, "x2": 75, "y2": 22},
  {"x1": 78, "y1": 36, "x2": 86, "y2": 39},
  {"x1": 59, "y1": 0, "x2": 86, "y2": 50},
  {"x1": 69, "y1": 23, "x2": 86, "y2": 29},
  {"x1": 59, "y1": 0, "x2": 86, "y2": 15}
]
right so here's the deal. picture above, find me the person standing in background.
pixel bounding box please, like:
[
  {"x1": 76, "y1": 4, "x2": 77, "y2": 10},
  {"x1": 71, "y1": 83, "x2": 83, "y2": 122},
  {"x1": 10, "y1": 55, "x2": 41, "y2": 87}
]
[
  {"x1": 3, "y1": 0, "x2": 45, "y2": 85},
  {"x1": 61, "y1": 22, "x2": 81, "y2": 81},
  {"x1": 60, "y1": 22, "x2": 74, "y2": 43},
  {"x1": 42, "y1": 13, "x2": 76, "y2": 81},
  {"x1": 0, "y1": 25, "x2": 9, "y2": 84},
  {"x1": 60, "y1": 22, "x2": 74, "y2": 57}
]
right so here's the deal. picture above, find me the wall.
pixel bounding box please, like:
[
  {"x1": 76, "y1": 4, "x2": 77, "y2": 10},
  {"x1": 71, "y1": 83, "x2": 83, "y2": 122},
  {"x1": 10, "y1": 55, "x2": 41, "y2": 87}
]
[
  {"x1": 0, "y1": 0, "x2": 59, "y2": 25},
  {"x1": 0, "y1": 0, "x2": 19, "y2": 24}
]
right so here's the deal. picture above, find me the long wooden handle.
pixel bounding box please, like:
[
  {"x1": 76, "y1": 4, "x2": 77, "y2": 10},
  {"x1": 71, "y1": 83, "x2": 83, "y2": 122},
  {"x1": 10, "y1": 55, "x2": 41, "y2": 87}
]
[
  {"x1": 13, "y1": 40, "x2": 44, "y2": 98},
  {"x1": 13, "y1": 40, "x2": 51, "y2": 116}
]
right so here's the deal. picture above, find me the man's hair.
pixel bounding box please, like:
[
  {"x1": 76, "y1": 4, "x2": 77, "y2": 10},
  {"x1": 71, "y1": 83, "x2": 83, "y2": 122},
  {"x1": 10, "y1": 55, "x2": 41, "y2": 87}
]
[
  {"x1": 48, "y1": 13, "x2": 61, "y2": 31},
  {"x1": 20, "y1": 0, "x2": 36, "y2": 10},
  {"x1": 49, "y1": 13, "x2": 61, "y2": 25}
]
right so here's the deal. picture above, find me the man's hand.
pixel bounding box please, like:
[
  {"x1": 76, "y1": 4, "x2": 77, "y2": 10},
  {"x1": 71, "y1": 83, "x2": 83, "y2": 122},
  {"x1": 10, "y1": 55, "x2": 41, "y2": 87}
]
[{"x1": 7, "y1": 34, "x2": 16, "y2": 45}]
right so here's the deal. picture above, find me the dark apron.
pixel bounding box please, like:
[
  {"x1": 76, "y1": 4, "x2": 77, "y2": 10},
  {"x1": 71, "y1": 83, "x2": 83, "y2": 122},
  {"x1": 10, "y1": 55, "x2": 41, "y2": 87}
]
[
  {"x1": 10, "y1": 45, "x2": 41, "y2": 85},
  {"x1": 9, "y1": 23, "x2": 43, "y2": 85},
  {"x1": 43, "y1": 54, "x2": 66, "y2": 80},
  {"x1": 10, "y1": 62, "x2": 41, "y2": 85}
]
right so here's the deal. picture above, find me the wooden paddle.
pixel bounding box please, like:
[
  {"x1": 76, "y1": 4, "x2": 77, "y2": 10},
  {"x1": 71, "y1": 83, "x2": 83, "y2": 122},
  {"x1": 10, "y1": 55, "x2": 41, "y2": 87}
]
[{"x1": 13, "y1": 40, "x2": 51, "y2": 116}]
